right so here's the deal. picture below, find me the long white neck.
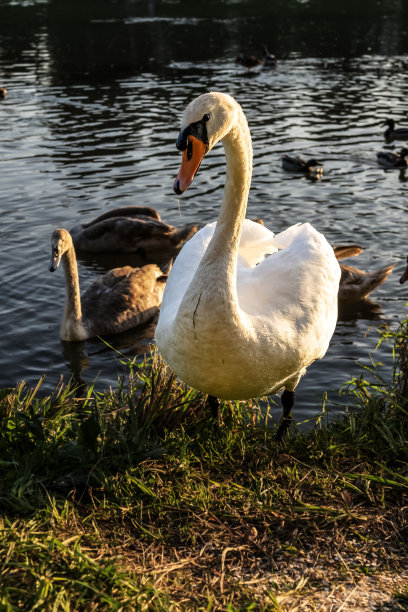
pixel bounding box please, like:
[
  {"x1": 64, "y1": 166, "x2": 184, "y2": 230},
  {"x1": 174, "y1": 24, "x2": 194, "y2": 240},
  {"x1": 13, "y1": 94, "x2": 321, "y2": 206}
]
[
  {"x1": 60, "y1": 246, "x2": 87, "y2": 341},
  {"x1": 192, "y1": 110, "x2": 253, "y2": 308}
]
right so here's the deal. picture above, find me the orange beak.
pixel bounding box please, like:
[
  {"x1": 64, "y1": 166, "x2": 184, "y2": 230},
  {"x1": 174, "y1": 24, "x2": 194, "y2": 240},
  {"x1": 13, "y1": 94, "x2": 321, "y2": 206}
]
[{"x1": 173, "y1": 135, "x2": 207, "y2": 195}]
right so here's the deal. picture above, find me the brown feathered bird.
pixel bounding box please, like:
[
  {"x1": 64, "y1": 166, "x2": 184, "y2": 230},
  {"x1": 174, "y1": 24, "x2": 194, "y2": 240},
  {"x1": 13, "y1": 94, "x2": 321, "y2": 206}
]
[
  {"x1": 236, "y1": 55, "x2": 262, "y2": 70},
  {"x1": 333, "y1": 245, "x2": 394, "y2": 301},
  {"x1": 50, "y1": 228, "x2": 169, "y2": 341},
  {"x1": 70, "y1": 206, "x2": 197, "y2": 254}
]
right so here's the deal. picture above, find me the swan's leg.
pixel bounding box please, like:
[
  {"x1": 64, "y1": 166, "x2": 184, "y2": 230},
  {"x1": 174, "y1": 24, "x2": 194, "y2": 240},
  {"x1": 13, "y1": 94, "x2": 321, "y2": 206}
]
[
  {"x1": 275, "y1": 389, "x2": 295, "y2": 442},
  {"x1": 207, "y1": 395, "x2": 220, "y2": 420}
]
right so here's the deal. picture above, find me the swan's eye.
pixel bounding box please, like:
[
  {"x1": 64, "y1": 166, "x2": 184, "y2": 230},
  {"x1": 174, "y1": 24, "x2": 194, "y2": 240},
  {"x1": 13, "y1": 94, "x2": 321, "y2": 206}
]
[
  {"x1": 202, "y1": 113, "x2": 210, "y2": 122},
  {"x1": 187, "y1": 139, "x2": 193, "y2": 161}
]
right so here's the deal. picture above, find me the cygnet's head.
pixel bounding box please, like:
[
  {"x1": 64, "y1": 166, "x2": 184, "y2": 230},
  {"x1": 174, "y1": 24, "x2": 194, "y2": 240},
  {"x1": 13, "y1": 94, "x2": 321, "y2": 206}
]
[
  {"x1": 49, "y1": 229, "x2": 72, "y2": 272},
  {"x1": 174, "y1": 92, "x2": 242, "y2": 195}
]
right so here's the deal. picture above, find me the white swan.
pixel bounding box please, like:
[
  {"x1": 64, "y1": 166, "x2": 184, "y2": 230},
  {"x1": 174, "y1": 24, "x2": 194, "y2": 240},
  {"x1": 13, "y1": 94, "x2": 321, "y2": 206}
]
[
  {"x1": 155, "y1": 92, "x2": 341, "y2": 438},
  {"x1": 50, "y1": 228, "x2": 167, "y2": 341}
]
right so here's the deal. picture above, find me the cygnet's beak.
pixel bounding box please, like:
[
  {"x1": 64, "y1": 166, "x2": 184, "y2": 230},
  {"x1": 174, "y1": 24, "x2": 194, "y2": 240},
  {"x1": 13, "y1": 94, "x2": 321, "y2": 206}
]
[
  {"x1": 49, "y1": 250, "x2": 61, "y2": 272},
  {"x1": 173, "y1": 135, "x2": 207, "y2": 195}
]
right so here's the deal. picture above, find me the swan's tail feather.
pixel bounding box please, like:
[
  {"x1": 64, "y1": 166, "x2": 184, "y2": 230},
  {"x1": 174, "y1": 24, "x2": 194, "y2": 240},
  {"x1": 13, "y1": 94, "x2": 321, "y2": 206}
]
[
  {"x1": 333, "y1": 244, "x2": 363, "y2": 260},
  {"x1": 339, "y1": 264, "x2": 395, "y2": 301},
  {"x1": 361, "y1": 264, "x2": 395, "y2": 297}
]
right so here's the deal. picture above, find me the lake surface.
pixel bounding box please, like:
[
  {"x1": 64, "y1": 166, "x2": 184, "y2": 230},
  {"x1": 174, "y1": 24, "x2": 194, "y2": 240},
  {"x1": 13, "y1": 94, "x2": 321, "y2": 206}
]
[{"x1": 1, "y1": 0, "x2": 407, "y2": 423}]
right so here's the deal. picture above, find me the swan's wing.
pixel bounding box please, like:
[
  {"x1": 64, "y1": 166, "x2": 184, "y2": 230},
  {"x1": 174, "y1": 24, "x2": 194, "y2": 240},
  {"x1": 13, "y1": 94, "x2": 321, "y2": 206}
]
[
  {"x1": 71, "y1": 217, "x2": 176, "y2": 252},
  {"x1": 82, "y1": 264, "x2": 164, "y2": 334},
  {"x1": 238, "y1": 219, "x2": 278, "y2": 267},
  {"x1": 332, "y1": 244, "x2": 363, "y2": 260},
  {"x1": 85, "y1": 206, "x2": 161, "y2": 226},
  {"x1": 237, "y1": 223, "x2": 341, "y2": 317}
]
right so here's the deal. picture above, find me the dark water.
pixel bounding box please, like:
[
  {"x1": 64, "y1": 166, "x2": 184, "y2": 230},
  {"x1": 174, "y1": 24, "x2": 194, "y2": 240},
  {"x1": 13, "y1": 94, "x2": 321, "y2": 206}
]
[{"x1": 1, "y1": 0, "x2": 407, "y2": 421}]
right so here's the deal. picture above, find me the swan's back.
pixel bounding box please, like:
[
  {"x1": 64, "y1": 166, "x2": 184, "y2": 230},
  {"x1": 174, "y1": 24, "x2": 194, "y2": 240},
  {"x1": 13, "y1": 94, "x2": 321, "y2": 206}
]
[
  {"x1": 237, "y1": 223, "x2": 339, "y2": 362},
  {"x1": 82, "y1": 264, "x2": 166, "y2": 336},
  {"x1": 70, "y1": 207, "x2": 198, "y2": 253}
]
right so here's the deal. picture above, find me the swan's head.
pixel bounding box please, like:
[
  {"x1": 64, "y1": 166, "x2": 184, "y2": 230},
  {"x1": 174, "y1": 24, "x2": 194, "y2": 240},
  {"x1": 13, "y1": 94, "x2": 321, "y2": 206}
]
[
  {"x1": 174, "y1": 92, "x2": 241, "y2": 194},
  {"x1": 49, "y1": 229, "x2": 72, "y2": 272}
]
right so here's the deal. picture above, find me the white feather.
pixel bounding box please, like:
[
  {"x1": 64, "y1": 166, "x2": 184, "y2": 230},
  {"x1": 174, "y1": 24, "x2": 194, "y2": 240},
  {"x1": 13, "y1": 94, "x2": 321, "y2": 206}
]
[{"x1": 156, "y1": 92, "x2": 340, "y2": 401}]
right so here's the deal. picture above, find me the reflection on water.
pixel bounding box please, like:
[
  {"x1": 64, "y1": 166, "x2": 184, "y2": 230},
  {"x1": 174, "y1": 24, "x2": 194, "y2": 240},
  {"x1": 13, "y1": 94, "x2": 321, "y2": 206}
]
[
  {"x1": 337, "y1": 299, "x2": 384, "y2": 324},
  {"x1": 0, "y1": 0, "x2": 407, "y2": 420},
  {"x1": 60, "y1": 340, "x2": 90, "y2": 394}
]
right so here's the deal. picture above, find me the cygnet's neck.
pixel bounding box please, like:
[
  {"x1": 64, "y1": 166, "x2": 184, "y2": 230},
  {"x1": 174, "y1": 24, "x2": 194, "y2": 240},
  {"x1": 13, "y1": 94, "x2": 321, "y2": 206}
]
[{"x1": 61, "y1": 245, "x2": 87, "y2": 341}]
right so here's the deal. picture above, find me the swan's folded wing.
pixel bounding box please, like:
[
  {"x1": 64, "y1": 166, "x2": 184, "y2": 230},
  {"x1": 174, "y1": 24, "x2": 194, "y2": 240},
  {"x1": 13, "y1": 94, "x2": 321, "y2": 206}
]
[
  {"x1": 269, "y1": 223, "x2": 303, "y2": 249},
  {"x1": 237, "y1": 223, "x2": 340, "y2": 318},
  {"x1": 238, "y1": 219, "x2": 278, "y2": 267},
  {"x1": 82, "y1": 264, "x2": 163, "y2": 334}
]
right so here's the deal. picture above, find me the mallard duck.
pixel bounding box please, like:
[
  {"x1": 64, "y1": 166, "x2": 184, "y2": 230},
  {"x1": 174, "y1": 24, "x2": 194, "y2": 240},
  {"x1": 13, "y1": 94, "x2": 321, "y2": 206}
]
[
  {"x1": 333, "y1": 245, "x2": 394, "y2": 300},
  {"x1": 400, "y1": 256, "x2": 408, "y2": 284},
  {"x1": 262, "y1": 46, "x2": 277, "y2": 68},
  {"x1": 281, "y1": 154, "x2": 323, "y2": 174},
  {"x1": 376, "y1": 148, "x2": 408, "y2": 168},
  {"x1": 236, "y1": 55, "x2": 262, "y2": 70},
  {"x1": 383, "y1": 119, "x2": 408, "y2": 141},
  {"x1": 70, "y1": 206, "x2": 197, "y2": 254},
  {"x1": 49, "y1": 228, "x2": 168, "y2": 341},
  {"x1": 155, "y1": 92, "x2": 340, "y2": 440}
]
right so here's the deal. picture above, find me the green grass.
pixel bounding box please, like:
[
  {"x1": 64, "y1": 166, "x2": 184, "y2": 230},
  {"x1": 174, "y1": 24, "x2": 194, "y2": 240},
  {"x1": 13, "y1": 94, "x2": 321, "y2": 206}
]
[{"x1": 0, "y1": 318, "x2": 407, "y2": 610}]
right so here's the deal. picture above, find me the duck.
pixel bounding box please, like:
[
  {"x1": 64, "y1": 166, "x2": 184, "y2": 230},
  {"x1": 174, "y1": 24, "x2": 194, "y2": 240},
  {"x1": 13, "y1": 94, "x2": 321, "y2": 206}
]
[
  {"x1": 155, "y1": 92, "x2": 340, "y2": 440},
  {"x1": 262, "y1": 46, "x2": 277, "y2": 68},
  {"x1": 400, "y1": 256, "x2": 408, "y2": 284},
  {"x1": 383, "y1": 119, "x2": 408, "y2": 141},
  {"x1": 376, "y1": 148, "x2": 408, "y2": 168},
  {"x1": 236, "y1": 55, "x2": 262, "y2": 70},
  {"x1": 281, "y1": 154, "x2": 323, "y2": 174},
  {"x1": 49, "y1": 228, "x2": 168, "y2": 341},
  {"x1": 69, "y1": 206, "x2": 197, "y2": 254},
  {"x1": 0, "y1": 87, "x2": 6, "y2": 98},
  {"x1": 333, "y1": 245, "x2": 394, "y2": 300}
]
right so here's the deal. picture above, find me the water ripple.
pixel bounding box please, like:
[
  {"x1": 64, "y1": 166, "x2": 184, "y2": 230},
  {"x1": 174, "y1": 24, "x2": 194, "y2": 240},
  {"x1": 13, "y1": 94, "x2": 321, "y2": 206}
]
[{"x1": 1, "y1": 49, "x2": 407, "y2": 420}]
